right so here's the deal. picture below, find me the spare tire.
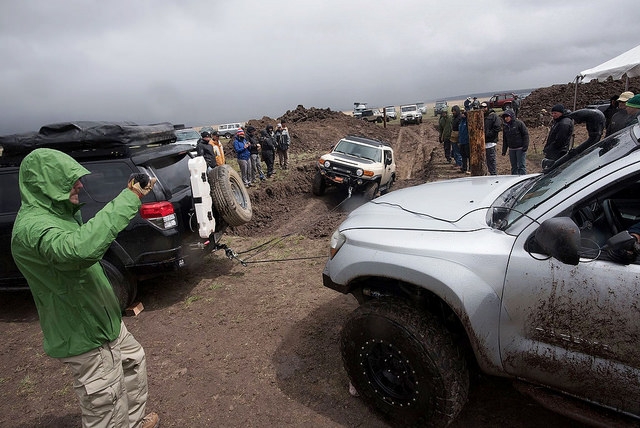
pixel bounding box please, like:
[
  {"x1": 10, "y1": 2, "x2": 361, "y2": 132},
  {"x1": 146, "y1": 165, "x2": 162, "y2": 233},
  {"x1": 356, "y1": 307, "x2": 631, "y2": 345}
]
[{"x1": 207, "y1": 165, "x2": 252, "y2": 227}]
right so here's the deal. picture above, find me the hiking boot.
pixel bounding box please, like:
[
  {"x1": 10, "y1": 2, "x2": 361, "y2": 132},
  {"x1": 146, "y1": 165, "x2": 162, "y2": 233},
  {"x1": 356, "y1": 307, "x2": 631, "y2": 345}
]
[{"x1": 140, "y1": 412, "x2": 160, "y2": 428}]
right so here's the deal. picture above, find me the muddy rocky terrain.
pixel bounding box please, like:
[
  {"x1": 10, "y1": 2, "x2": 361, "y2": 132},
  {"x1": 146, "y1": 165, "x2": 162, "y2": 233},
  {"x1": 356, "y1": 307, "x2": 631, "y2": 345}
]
[{"x1": 1, "y1": 79, "x2": 637, "y2": 428}]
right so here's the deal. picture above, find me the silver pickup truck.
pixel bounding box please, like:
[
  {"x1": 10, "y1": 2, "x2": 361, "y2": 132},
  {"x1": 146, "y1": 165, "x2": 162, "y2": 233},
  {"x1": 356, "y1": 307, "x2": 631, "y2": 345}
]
[{"x1": 323, "y1": 122, "x2": 640, "y2": 427}]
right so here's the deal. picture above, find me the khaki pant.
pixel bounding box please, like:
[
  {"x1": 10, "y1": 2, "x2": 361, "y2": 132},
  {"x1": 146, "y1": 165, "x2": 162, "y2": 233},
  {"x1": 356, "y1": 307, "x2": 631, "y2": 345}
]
[{"x1": 59, "y1": 321, "x2": 148, "y2": 428}]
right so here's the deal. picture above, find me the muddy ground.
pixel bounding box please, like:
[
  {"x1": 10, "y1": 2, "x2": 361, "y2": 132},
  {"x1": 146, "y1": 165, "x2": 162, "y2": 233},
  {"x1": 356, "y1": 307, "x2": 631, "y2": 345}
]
[{"x1": 1, "y1": 79, "x2": 635, "y2": 427}]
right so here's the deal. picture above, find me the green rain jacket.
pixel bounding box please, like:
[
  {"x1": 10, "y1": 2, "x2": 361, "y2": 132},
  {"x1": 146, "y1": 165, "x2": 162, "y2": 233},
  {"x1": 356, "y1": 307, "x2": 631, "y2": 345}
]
[{"x1": 11, "y1": 148, "x2": 141, "y2": 358}]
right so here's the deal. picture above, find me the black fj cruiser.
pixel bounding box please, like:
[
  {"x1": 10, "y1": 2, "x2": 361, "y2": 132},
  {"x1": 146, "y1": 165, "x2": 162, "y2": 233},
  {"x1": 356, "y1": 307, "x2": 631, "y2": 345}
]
[{"x1": 0, "y1": 121, "x2": 252, "y2": 309}]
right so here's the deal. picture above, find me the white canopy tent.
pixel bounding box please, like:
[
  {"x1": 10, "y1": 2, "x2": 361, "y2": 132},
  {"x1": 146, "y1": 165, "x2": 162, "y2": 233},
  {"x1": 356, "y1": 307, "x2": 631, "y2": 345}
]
[{"x1": 573, "y1": 44, "x2": 640, "y2": 110}]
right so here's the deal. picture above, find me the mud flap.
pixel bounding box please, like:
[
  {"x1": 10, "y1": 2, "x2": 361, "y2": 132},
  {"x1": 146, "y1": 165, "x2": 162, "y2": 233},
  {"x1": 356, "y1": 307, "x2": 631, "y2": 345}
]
[{"x1": 188, "y1": 156, "x2": 216, "y2": 238}]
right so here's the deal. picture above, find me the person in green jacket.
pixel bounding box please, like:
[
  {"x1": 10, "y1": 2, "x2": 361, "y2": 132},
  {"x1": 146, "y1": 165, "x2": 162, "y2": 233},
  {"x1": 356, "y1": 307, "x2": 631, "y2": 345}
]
[
  {"x1": 438, "y1": 110, "x2": 453, "y2": 163},
  {"x1": 11, "y1": 148, "x2": 159, "y2": 428}
]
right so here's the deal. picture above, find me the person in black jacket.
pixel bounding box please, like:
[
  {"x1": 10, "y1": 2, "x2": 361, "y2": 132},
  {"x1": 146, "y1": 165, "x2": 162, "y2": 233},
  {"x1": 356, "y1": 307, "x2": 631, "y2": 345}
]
[
  {"x1": 501, "y1": 110, "x2": 529, "y2": 175},
  {"x1": 260, "y1": 125, "x2": 277, "y2": 178},
  {"x1": 543, "y1": 104, "x2": 574, "y2": 162},
  {"x1": 481, "y1": 102, "x2": 501, "y2": 175},
  {"x1": 196, "y1": 131, "x2": 217, "y2": 171}
]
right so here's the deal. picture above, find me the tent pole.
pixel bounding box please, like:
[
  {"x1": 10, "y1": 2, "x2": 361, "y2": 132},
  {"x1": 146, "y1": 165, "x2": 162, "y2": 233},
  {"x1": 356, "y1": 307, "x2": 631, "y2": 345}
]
[
  {"x1": 625, "y1": 75, "x2": 629, "y2": 90},
  {"x1": 573, "y1": 76, "x2": 580, "y2": 111}
]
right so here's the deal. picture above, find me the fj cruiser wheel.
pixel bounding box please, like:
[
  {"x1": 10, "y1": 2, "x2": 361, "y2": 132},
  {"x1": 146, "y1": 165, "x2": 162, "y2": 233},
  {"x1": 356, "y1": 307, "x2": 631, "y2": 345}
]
[
  {"x1": 380, "y1": 176, "x2": 394, "y2": 195},
  {"x1": 100, "y1": 259, "x2": 137, "y2": 311},
  {"x1": 312, "y1": 171, "x2": 326, "y2": 196},
  {"x1": 208, "y1": 165, "x2": 252, "y2": 227},
  {"x1": 341, "y1": 299, "x2": 469, "y2": 428},
  {"x1": 363, "y1": 182, "x2": 378, "y2": 201}
]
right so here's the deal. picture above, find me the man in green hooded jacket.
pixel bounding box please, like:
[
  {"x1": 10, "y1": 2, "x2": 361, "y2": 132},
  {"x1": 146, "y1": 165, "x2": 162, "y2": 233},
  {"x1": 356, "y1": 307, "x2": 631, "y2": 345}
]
[{"x1": 11, "y1": 148, "x2": 159, "y2": 428}]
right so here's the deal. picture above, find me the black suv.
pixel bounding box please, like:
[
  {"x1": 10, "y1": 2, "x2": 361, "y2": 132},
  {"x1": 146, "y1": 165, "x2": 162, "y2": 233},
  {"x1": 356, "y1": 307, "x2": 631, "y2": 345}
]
[{"x1": 0, "y1": 121, "x2": 252, "y2": 308}]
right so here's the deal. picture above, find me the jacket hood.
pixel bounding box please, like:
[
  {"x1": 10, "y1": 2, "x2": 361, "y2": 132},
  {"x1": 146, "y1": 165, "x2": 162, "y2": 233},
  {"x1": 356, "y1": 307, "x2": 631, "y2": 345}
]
[
  {"x1": 501, "y1": 110, "x2": 515, "y2": 120},
  {"x1": 18, "y1": 148, "x2": 90, "y2": 216}
]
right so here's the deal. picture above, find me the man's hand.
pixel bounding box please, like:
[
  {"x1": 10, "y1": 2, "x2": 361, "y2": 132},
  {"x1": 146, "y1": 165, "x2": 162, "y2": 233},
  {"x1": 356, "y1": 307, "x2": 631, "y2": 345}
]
[{"x1": 128, "y1": 173, "x2": 157, "y2": 198}]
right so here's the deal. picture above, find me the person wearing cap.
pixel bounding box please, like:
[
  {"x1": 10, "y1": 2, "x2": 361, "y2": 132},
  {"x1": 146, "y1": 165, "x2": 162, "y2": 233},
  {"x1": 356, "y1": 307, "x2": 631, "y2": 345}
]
[
  {"x1": 620, "y1": 94, "x2": 640, "y2": 129},
  {"x1": 464, "y1": 97, "x2": 472, "y2": 111},
  {"x1": 233, "y1": 129, "x2": 252, "y2": 187},
  {"x1": 471, "y1": 97, "x2": 480, "y2": 110},
  {"x1": 501, "y1": 110, "x2": 529, "y2": 175},
  {"x1": 196, "y1": 130, "x2": 225, "y2": 171},
  {"x1": 607, "y1": 91, "x2": 635, "y2": 136},
  {"x1": 481, "y1": 102, "x2": 502, "y2": 175},
  {"x1": 543, "y1": 103, "x2": 573, "y2": 162}
]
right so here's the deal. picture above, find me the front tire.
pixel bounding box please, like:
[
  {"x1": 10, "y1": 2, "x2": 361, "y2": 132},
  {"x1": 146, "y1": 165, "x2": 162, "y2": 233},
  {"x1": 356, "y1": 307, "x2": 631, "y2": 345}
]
[
  {"x1": 341, "y1": 299, "x2": 469, "y2": 427},
  {"x1": 363, "y1": 181, "x2": 378, "y2": 201},
  {"x1": 312, "y1": 171, "x2": 326, "y2": 196},
  {"x1": 208, "y1": 165, "x2": 252, "y2": 227}
]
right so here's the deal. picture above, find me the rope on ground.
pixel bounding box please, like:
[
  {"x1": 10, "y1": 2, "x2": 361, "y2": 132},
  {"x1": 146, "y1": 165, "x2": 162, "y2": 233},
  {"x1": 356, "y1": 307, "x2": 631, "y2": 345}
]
[{"x1": 225, "y1": 192, "x2": 355, "y2": 266}]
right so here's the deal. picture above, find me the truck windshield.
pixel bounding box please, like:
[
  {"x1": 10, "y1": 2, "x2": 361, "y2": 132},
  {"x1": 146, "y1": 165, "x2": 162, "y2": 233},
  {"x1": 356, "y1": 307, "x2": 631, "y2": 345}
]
[
  {"x1": 334, "y1": 140, "x2": 381, "y2": 162},
  {"x1": 494, "y1": 126, "x2": 640, "y2": 230}
]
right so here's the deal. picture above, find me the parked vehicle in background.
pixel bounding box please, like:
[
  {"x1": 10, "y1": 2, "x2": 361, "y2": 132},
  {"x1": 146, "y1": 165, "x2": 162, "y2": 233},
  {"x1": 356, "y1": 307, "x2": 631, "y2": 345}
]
[
  {"x1": 174, "y1": 127, "x2": 201, "y2": 149},
  {"x1": 360, "y1": 109, "x2": 383, "y2": 123},
  {"x1": 217, "y1": 123, "x2": 243, "y2": 138},
  {"x1": 312, "y1": 134, "x2": 395, "y2": 200},
  {"x1": 0, "y1": 121, "x2": 252, "y2": 310},
  {"x1": 434, "y1": 100, "x2": 448, "y2": 116},
  {"x1": 384, "y1": 106, "x2": 397, "y2": 120},
  {"x1": 400, "y1": 104, "x2": 422, "y2": 126},
  {"x1": 487, "y1": 93, "x2": 517, "y2": 110},
  {"x1": 323, "y1": 123, "x2": 640, "y2": 427},
  {"x1": 353, "y1": 102, "x2": 367, "y2": 118},
  {"x1": 416, "y1": 102, "x2": 427, "y2": 115}
]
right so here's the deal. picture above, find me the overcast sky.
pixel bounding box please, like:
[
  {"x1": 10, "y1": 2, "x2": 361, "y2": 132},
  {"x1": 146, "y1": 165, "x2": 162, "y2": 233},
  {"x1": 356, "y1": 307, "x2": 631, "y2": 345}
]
[{"x1": 1, "y1": 0, "x2": 638, "y2": 134}]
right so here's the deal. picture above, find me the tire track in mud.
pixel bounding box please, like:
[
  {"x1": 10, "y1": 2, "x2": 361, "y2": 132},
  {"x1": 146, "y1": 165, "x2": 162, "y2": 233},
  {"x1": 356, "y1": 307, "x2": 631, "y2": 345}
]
[{"x1": 394, "y1": 123, "x2": 440, "y2": 180}]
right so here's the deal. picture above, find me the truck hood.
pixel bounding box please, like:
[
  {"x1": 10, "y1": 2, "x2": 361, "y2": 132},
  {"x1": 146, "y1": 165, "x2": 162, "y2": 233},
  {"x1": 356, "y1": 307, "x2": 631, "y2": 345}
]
[{"x1": 340, "y1": 175, "x2": 532, "y2": 232}]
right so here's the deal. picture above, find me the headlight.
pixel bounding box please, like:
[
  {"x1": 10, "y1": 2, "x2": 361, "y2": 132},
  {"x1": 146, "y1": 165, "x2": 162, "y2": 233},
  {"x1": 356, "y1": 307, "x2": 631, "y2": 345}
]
[
  {"x1": 356, "y1": 168, "x2": 363, "y2": 177},
  {"x1": 324, "y1": 160, "x2": 331, "y2": 168},
  {"x1": 329, "y1": 230, "x2": 346, "y2": 259}
]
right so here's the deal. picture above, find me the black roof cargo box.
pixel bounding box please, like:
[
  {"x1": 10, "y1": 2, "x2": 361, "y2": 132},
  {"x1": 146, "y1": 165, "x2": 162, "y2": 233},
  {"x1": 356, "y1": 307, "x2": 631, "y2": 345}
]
[{"x1": 0, "y1": 121, "x2": 177, "y2": 164}]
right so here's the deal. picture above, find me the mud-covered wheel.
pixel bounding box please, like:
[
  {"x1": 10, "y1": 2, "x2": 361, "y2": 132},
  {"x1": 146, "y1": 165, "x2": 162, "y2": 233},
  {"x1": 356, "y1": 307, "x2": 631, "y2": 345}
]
[
  {"x1": 363, "y1": 181, "x2": 378, "y2": 201},
  {"x1": 100, "y1": 259, "x2": 137, "y2": 311},
  {"x1": 312, "y1": 171, "x2": 326, "y2": 196},
  {"x1": 341, "y1": 299, "x2": 469, "y2": 428},
  {"x1": 380, "y1": 176, "x2": 394, "y2": 195},
  {"x1": 208, "y1": 164, "x2": 252, "y2": 227}
]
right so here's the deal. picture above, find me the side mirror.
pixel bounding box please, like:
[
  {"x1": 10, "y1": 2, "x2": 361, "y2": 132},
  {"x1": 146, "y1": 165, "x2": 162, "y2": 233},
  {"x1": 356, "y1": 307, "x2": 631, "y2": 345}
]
[{"x1": 534, "y1": 217, "x2": 580, "y2": 265}]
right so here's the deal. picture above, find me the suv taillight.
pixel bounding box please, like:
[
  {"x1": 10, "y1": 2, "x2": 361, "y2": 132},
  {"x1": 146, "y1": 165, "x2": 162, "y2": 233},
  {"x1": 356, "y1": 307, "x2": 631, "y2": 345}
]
[{"x1": 140, "y1": 201, "x2": 177, "y2": 230}]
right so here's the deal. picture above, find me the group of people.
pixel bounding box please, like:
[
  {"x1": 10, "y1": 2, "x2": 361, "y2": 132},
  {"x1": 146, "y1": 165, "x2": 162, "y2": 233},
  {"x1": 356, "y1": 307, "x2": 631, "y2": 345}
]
[
  {"x1": 604, "y1": 91, "x2": 640, "y2": 137},
  {"x1": 440, "y1": 89, "x2": 640, "y2": 177},
  {"x1": 196, "y1": 121, "x2": 291, "y2": 188},
  {"x1": 9, "y1": 119, "x2": 294, "y2": 428},
  {"x1": 438, "y1": 101, "x2": 529, "y2": 176}
]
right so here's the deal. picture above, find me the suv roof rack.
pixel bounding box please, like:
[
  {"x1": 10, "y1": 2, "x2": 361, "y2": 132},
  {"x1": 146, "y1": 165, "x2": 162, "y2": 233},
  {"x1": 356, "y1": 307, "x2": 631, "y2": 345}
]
[
  {"x1": 344, "y1": 134, "x2": 391, "y2": 148},
  {"x1": 0, "y1": 121, "x2": 177, "y2": 166}
]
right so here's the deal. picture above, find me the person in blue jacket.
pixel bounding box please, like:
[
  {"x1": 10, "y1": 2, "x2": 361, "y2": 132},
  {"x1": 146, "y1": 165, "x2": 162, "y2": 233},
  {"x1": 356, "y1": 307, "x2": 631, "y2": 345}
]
[{"x1": 233, "y1": 129, "x2": 252, "y2": 187}]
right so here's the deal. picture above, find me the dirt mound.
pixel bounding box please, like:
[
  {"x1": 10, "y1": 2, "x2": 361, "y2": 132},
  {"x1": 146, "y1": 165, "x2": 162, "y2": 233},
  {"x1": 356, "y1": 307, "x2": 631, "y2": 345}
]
[{"x1": 519, "y1": 76, "x2": 640, "y2": 127}]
